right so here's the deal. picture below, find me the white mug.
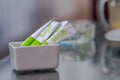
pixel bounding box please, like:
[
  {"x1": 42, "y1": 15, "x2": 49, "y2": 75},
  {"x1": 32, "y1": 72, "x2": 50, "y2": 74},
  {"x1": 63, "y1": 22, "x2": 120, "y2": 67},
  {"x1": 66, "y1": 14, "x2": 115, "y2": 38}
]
[{"x1": 97, "y1": 0, "x2": 120, "y2": 31}]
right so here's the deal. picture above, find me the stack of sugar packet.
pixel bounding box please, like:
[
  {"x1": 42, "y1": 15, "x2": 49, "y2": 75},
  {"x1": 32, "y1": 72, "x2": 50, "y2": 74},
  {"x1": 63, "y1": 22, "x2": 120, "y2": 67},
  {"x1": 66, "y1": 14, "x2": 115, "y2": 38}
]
[{"x1": 21, "y1": 18, "x2": 77, "y2": 46}]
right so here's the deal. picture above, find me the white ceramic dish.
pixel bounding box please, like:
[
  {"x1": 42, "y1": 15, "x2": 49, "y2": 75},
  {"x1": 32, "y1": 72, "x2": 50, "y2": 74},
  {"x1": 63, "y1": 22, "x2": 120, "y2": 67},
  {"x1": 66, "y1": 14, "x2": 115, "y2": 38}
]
[
  {"x1": 9, "y1": 42, "x2": 59, "y2": 71},
  {"x1": 105, "y1": 29, "x2": 120, "y2": 42}
]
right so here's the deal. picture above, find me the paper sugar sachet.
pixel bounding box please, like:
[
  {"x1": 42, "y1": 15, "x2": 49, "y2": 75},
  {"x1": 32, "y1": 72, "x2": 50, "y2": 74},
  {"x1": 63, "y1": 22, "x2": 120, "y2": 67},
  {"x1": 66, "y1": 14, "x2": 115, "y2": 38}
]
[{"x1": 21, "y1": 18, "x2": 54, "y2": 46}]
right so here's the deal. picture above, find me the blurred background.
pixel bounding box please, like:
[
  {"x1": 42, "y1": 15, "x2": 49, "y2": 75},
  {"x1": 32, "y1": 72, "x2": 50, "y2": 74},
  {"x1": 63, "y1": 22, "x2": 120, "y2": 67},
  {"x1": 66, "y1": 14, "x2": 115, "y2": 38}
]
[
  {"x1": 0, "y1": 0, "x2": 52, "y2": 59},
  {"x1": 0, "y1": 0, "x2": 108, "y2": 59}
]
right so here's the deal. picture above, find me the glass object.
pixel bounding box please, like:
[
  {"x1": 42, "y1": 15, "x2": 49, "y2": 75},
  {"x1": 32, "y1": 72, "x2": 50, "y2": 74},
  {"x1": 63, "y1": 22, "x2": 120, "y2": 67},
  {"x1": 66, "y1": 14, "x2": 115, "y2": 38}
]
[
  {"x1": 66, "y1": 20, "x2": 96, "y2": 44},
  {"x1": 59, "y1": 21, "x2": 96, "y2": 61},
  {"x1": 59, "y1": 40, "x2": 96, "y2": 61}
]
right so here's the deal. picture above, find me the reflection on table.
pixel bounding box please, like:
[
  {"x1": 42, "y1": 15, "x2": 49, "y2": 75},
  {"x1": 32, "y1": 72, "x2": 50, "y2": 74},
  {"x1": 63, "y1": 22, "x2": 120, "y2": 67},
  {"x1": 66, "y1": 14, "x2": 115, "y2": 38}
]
[
  {"x1": 12, "y1": 70, "x2": 59, "y2": 80},
  {"x1": 0, "y1": 37, "x2": 120, "y2": 80}
]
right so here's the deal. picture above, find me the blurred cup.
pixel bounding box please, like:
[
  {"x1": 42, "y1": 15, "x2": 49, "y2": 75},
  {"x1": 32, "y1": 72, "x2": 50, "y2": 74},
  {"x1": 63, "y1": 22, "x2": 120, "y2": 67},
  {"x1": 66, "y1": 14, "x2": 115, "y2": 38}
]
[
  {"x1": 59, "y1": 40, "x2": 96, "y2": 61},
  {"x1": 67, "y1": 20, "x2": 96, "y2": 44}
]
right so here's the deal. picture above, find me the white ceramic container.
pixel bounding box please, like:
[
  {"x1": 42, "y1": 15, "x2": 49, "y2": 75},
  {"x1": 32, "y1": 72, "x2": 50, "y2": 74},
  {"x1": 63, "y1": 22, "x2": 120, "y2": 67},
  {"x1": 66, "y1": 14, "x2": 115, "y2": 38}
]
[{"x1": 9, "y1": 42, "x2": 59, "y2": 71}]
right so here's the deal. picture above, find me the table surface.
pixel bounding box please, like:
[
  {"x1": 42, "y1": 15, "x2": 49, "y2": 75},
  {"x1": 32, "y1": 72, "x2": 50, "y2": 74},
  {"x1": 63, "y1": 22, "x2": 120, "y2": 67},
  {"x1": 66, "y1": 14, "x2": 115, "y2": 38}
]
[{"x1": 0, "y1": 36, "x2": 120, "y2": 80}]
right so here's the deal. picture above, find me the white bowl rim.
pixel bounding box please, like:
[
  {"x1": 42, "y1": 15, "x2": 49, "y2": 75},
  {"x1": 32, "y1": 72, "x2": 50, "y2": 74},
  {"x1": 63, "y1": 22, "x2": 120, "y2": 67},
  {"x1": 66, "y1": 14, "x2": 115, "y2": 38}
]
[{"x1": 105, "y1": 29, "x2": 120, "y2": 42}]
